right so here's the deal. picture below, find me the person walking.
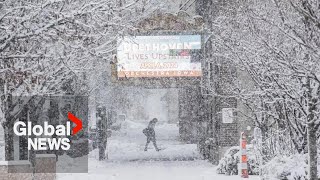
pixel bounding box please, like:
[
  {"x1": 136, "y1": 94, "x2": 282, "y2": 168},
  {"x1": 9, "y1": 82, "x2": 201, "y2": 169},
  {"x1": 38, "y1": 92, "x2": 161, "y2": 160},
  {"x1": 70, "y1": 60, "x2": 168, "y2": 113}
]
[{"x1": 143, "y1": 118, "x2": 160, "y2": 151}]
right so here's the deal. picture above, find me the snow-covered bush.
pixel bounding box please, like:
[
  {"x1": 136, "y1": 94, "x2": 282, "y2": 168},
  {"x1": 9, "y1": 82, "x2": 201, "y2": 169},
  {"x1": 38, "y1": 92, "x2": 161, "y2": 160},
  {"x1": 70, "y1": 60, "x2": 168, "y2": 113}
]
[
  {"x1": 216, "y1": 145, "x2": 260, "y2": 175},
  {"x1": 261, "y1": 154, "x2": 320, "y2": 180},
  {"x1": 216, "y1": 146, "x2": 238, "y2": 175}
]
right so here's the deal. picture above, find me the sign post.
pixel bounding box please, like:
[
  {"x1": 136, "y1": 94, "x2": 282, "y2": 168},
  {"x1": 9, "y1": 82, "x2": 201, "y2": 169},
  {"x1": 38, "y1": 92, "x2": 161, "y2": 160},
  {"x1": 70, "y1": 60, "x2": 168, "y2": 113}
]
[{"x1": 96, "y1": 106, "x2": 107, "y2": 161}]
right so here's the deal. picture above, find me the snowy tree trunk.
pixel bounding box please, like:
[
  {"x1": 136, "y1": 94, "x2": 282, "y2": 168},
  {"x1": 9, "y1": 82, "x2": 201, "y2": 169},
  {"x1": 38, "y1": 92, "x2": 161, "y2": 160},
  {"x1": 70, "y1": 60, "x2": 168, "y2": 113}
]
[
  {"x1": 4, "y1": 125, "x2": 14, "y2": 161},
  {"x1": 306, "y1": 77, "x2": 319, "y2": 180},
  {"x1": 307, "y1": 125, "x2": 318, "y2": 180},
  {"x1": 260, "y1": 127, "x2": 268, "y2": 163},
  {"x1": 98, "y1": 119, "x2": 106, "y2": 161},
  {"x1": 97, "y1": 107, "x2": 107, "y2": 161}
]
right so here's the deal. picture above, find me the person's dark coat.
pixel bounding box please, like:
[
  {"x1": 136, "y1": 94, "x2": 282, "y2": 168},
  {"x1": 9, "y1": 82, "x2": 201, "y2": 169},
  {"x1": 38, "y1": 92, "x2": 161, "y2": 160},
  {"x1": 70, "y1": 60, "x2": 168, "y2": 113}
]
[{"x1": 143, "y1": 118, "x2": 159, "y2": 151}]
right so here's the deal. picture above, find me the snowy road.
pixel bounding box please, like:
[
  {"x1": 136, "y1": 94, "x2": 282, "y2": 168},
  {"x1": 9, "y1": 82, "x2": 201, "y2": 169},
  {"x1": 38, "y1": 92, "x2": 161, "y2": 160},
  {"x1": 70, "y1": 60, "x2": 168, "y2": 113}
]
[
  {"x1": 105, "y1": 120, "x2": 200, "y2": 161},
  {"x1": 58, "y1": 120, "x2": 261, "y2": 180},
  {"x1": 58, "y1": 160, "x2": 260, "y2": 180}
]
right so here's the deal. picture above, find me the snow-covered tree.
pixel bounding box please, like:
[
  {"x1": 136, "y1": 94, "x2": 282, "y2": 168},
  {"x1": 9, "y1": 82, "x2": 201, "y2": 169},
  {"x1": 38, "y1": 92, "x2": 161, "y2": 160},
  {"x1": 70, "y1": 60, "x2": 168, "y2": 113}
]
[
  {"x1": 205, "y1": 0, "x2": 320, "y2": 178},
  {"x1": 0, "y1": 0, "x2": 162, "y2": 160}
]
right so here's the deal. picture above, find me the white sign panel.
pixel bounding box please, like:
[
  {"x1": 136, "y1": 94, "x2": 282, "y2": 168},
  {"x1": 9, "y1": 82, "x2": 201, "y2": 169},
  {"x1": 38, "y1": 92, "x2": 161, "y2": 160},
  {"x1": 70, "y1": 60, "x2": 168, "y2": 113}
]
[
  {"x1": 222, "y1": 108, "x2": 234, "y2": 124},
  {"x1": 117, "y1": 35, "x2": 202, "y2": 78}
]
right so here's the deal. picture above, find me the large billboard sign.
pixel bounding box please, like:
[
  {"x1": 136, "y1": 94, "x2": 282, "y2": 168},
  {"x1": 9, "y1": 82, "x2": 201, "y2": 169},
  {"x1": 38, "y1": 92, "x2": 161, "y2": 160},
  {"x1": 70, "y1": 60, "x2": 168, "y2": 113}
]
[{"x1": 117, "y1": 35, "x2": 202, "y2": 78}]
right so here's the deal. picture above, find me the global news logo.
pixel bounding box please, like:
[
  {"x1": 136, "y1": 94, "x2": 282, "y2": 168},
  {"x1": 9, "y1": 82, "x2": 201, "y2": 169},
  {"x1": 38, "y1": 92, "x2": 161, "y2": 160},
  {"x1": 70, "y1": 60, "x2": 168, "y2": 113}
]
[{"x1": 13, "y1": 112, "x2": 82, "y2": 151}]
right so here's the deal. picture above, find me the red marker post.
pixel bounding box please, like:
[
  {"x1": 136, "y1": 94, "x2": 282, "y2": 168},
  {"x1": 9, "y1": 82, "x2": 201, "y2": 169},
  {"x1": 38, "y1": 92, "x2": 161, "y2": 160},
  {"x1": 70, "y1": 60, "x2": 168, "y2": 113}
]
[{"x1": 240, "y1": 132, "x2": 249, "y2": 178}]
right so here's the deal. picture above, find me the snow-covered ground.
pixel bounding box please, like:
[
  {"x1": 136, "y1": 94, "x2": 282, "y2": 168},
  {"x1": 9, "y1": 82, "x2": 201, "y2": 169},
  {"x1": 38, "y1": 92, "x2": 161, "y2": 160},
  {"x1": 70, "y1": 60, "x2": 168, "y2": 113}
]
[
  {"x1": 106, "y1": 120, "x2": 200, "y2": 161},
  {"x1": 57, "y1": 120, "x2": 261, "y2": 180},
  {"x1": 58, "y1": 160, "x2": 260, "y2": 180}
]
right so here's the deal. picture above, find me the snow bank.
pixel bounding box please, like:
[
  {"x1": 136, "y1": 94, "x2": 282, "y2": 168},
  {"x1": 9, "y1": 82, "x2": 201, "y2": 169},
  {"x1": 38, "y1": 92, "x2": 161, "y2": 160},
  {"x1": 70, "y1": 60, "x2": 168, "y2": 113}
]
[
  {"x1": 261, "y1": 154, "x2": 320, "y2": 180},
  {"x1": 216, "y1": 146, "x2": 320, "y2": 179}
]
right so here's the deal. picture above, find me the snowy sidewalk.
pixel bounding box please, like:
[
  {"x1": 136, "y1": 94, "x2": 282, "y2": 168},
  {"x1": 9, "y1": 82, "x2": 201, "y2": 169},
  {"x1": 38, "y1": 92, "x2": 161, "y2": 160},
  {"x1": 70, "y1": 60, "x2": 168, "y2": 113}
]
[
  {"x1": 57, "y1": 120, "x2": 261, "y2": 179},
  {"x1": 57, "y1": 160, "x2": 261, "y2": 180},
  {"x1": 106, "y1": 120, "x2": 200, "y2": 162}
]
